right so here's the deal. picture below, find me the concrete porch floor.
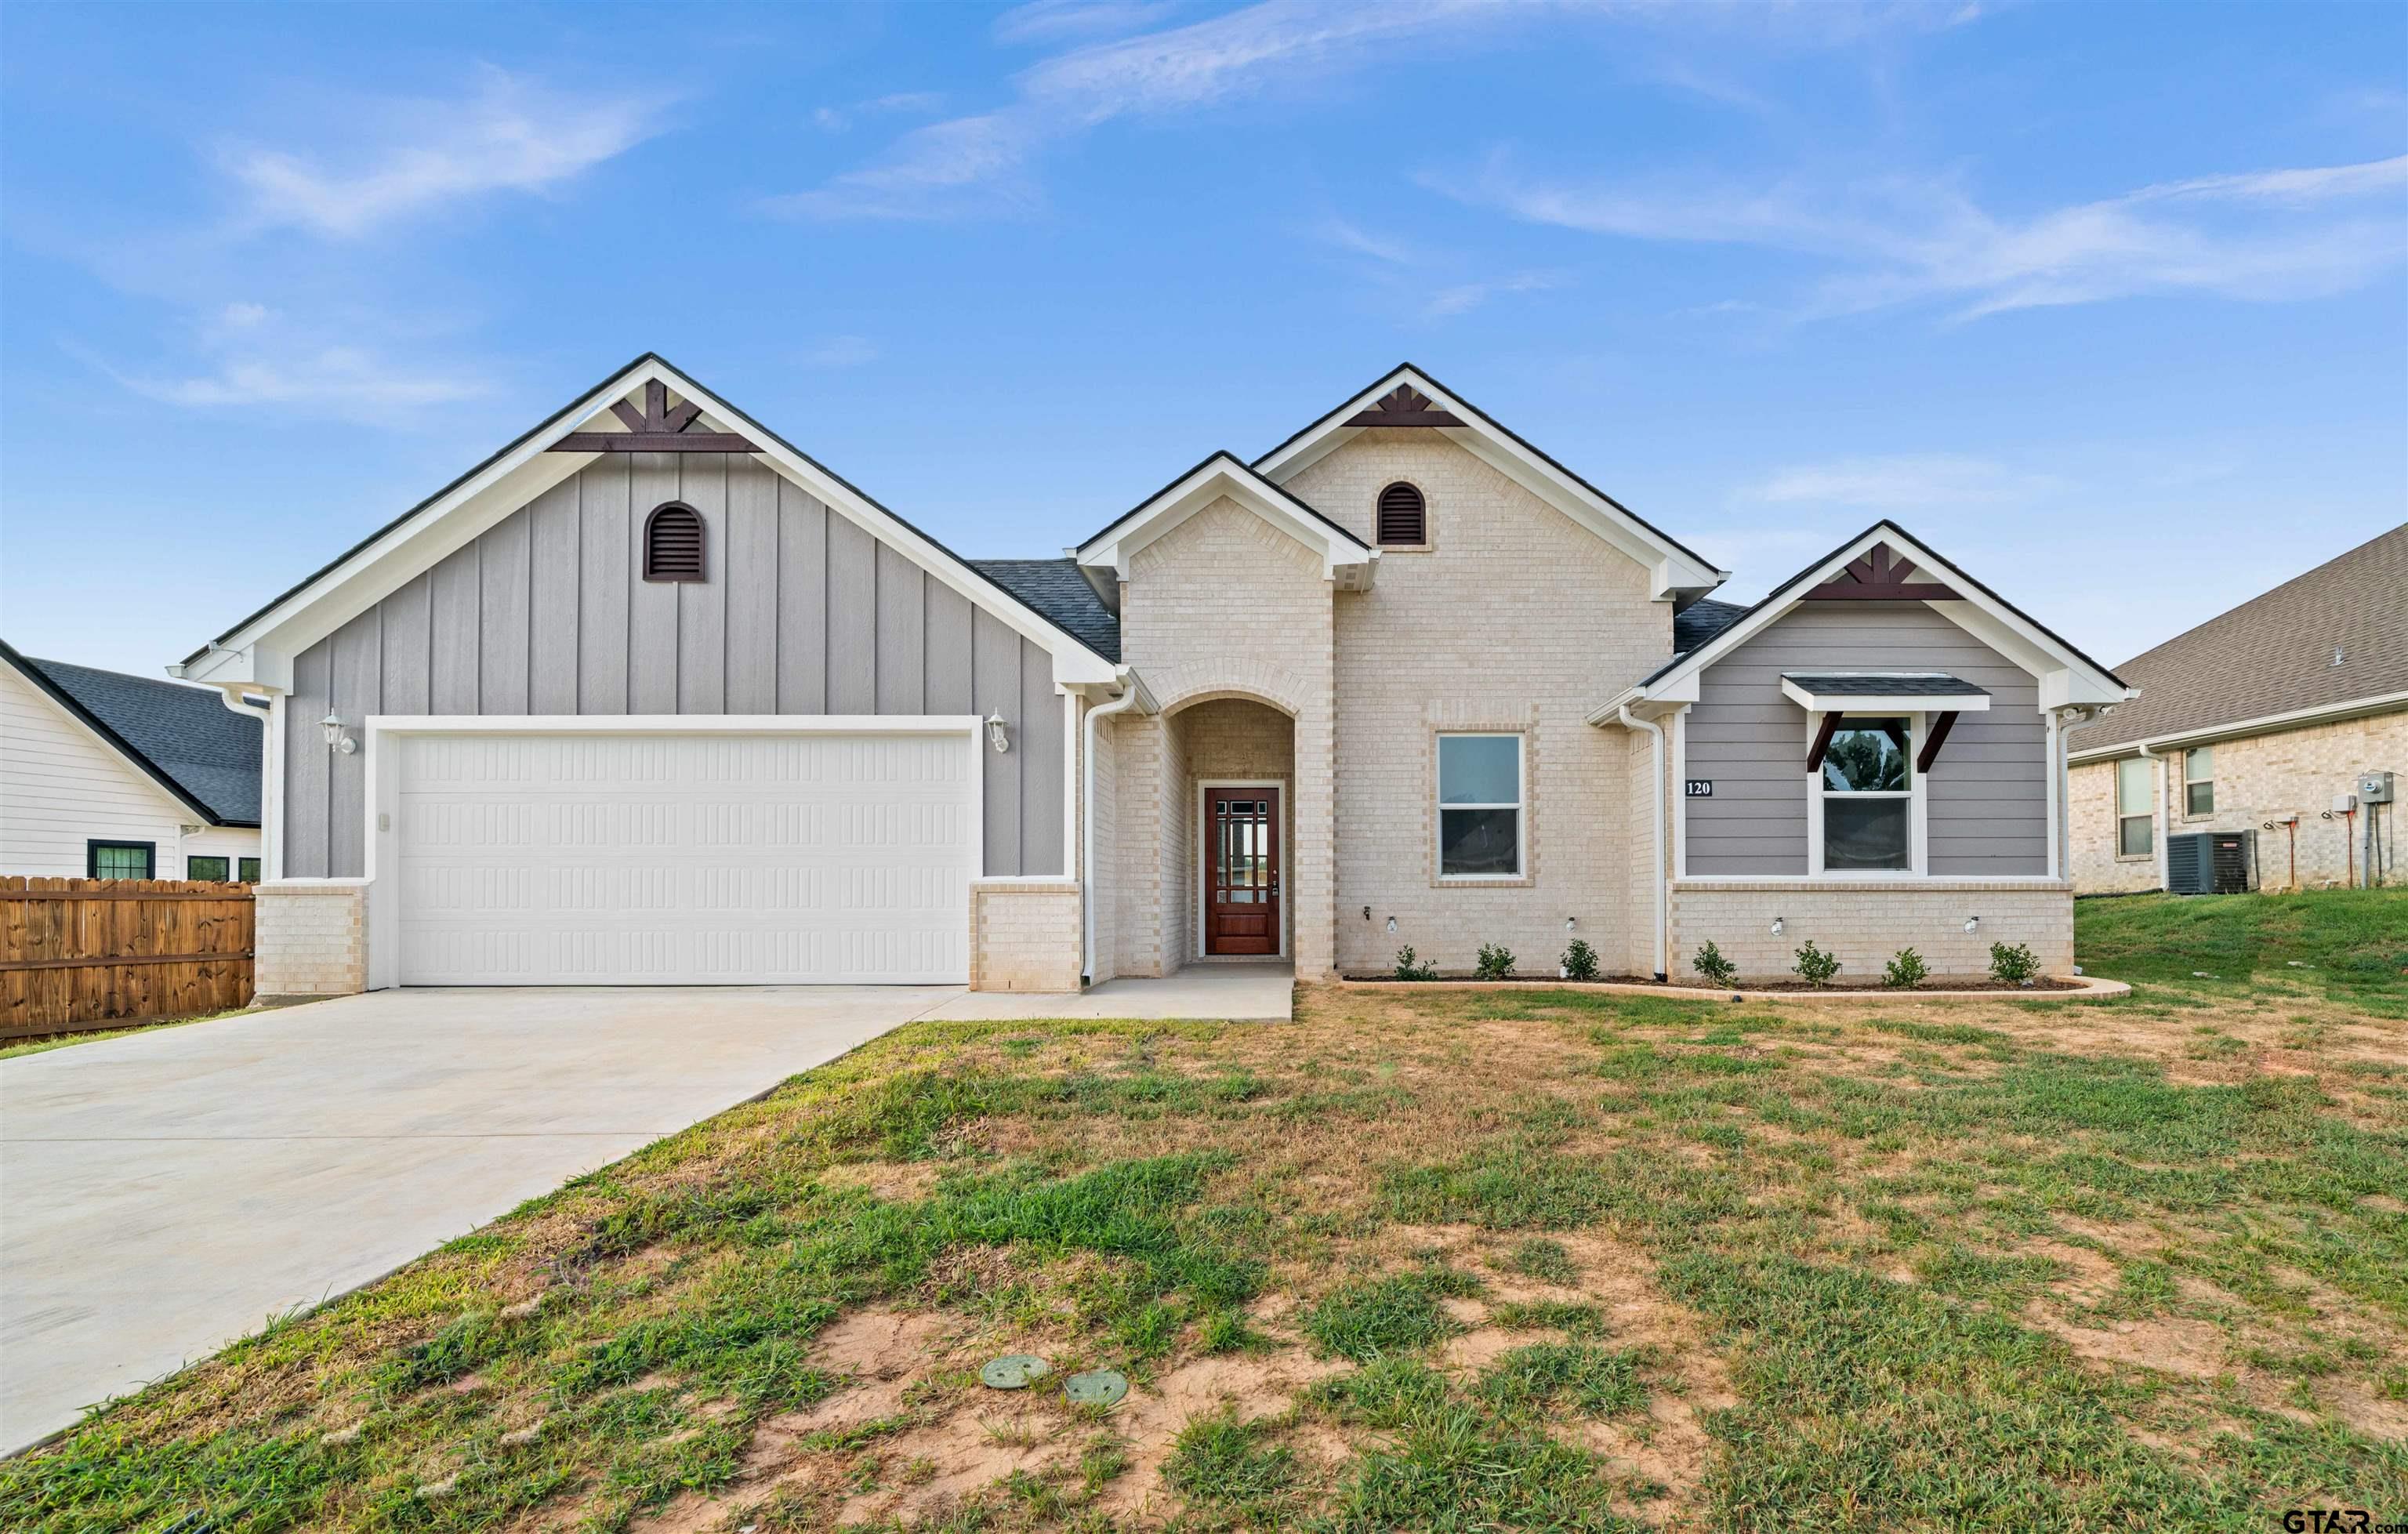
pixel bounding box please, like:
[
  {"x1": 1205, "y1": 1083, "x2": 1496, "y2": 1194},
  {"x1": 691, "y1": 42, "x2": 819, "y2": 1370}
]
[{"x1": 924, "y1": 962, "x2": 1293, "y2": 1021}]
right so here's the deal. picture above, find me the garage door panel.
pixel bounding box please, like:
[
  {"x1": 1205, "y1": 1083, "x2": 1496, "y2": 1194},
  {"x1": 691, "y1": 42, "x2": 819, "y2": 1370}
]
[{"x1": 395, "y1": 731, "x2": 974, "y2": 985}]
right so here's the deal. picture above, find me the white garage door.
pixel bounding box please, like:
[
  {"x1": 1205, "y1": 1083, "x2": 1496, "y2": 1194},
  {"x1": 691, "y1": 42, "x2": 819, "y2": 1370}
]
[{"x1": 393, "y1": 729, "x2": 976, "y2": 985}]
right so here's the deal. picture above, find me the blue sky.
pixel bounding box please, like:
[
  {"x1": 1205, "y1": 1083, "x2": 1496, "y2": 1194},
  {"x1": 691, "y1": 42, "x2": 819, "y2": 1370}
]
[{"x1": 3, "y1": 0, "x2": 2403, "y2": 677}]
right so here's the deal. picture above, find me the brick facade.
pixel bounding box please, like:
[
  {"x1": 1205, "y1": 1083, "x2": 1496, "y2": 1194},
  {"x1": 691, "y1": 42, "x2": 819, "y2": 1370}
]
[
  {"x1": 969, "y1": 880, "x2": 1083, "y2": 992},
  {"x1": 1284, "y1": 432, "x2": 1668, "y2": 978},
  {"x1": 1669, "y1": 880, "x2": 2074, "y2": 982},
  {"x1": 2069, "y1": 709, "x2": 2407, "y2": 892},
  {"x1": 254, "y1": 880, "x2": 368, "y2": 999}
]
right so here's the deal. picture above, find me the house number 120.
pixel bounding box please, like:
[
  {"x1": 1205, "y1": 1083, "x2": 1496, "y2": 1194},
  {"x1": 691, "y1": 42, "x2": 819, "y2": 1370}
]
[{"x1": 1685, "y1": 780, "x2": 1714, "y2": 797}]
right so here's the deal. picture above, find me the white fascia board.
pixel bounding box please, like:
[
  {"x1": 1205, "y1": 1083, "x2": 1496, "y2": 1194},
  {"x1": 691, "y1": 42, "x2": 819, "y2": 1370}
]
[
  {"x1": 1778, "y1": 676, "x2": 1992, "y2": 713},
  {"x1": 1252, "y1": 367, "x2": 1724, "y2": 600},
  {"x1": 183, "y1": 357, "x2": 1117, "y2": 691},
  {"x1": 1077, "y1": 457, "x2": 1376, "y2": 591},
  {"x1": 2065, "y1": 688, "x2": 2408, "y2": 765},
  {"x1": 1644, "y1": 525, "x2": 2126, "y2": 705}
]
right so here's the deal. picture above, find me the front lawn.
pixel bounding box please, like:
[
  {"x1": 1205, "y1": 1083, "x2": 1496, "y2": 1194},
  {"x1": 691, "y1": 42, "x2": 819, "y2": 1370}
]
[{"x1": 6, "y1": 890, "x2": 2405, "y2": 1531}]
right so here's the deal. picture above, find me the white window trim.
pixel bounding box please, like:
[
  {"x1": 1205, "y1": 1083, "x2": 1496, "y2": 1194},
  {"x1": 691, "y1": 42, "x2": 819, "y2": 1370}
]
[
  {"x1": 1805, "y1": 710, "x2": 1927, "y2": 879},
  {"x1": 2181, "y1": 745, "x2": 2214, "y2": 820},
  {"x1": 1436, "y1": 731, "x2": 1527, "y2": 882},
  {"x1": 2116, "y1": 756, "x2": 2156, "y2": 861},
  {"x1": 1195, "y1": 779, "x2": 1288, "y2": 959}
]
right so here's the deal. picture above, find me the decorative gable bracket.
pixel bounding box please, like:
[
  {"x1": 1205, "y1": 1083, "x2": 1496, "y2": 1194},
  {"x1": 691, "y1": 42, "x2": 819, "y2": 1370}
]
[
  {"x1": 551, "y1": 380, "x2": 760, "y2": 453},
  {"x1": 1801, "y1": 543, "x2": 1960, "y2": 601},
  {"x1": 1342, "y1": 384, "x2": 1464, "y2": 428}
]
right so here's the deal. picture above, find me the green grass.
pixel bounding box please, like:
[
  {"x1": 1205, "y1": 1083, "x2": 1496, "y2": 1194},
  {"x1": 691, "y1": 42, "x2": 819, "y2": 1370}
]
[
  {"x1": 0, "y1": 1010, "x2": 239, "y2": 1059},
  {"x1": 2076, "y1": 887, "x2": 2408, "y2": 1012},
  {"x1": 3, "y1": 890, "x2": 2403, "y2": 1531}
]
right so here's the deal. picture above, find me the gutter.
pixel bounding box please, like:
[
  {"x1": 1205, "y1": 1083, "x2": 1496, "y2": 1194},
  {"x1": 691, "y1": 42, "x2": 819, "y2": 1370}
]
[
  {"x1": 1616, "y1": 704, "x2": 1670, "y2": 981},
  {"x1": 1080, "y1": 667, "x2": 1156, "y2": 985},
  {"x1": 2067, "y1": 689, "x2": 2408, "y2": 766}
]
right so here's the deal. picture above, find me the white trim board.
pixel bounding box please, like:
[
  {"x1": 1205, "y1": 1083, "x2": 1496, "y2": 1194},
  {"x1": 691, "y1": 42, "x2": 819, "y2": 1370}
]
[
  {"x1": 178, "y1": 356, "x2": 1117, "y2": 696},
  {"x1": 1076, "y1": 453, "x2": 1376, "y2": 594}
]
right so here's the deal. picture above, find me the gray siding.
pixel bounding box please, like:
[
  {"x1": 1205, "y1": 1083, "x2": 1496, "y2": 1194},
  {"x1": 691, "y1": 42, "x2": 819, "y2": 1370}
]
[
  {"x1": 282, "y1": 455, "x2": 1066, "y2": 879},
  {"x1": 1684, "y1": 602, "x2": 2047, "y2": 876}
]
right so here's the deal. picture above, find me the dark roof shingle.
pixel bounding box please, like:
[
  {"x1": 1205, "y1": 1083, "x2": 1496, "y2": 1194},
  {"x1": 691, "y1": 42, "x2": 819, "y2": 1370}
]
[
  {"x1": 1781, "y1": 673, "x2": 1990, "y2": 697},
  {"x1": 2069, "y1": 523, "x2": 2407, "y2": 753},
  {"x1": 1672, "y1": 597, "x2": 1749, "y2": 655},
  {"x1": 967, "y1": 560, "x2": 1120, "y2": 662},
  {"x1": 6, "y1": 646, "x2": 262, "y2": 825}
]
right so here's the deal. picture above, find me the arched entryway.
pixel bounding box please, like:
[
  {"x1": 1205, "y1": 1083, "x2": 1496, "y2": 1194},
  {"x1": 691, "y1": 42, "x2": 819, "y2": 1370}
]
[{"x1": 1164, "y1": 694, "x2": 1295, "y2": 966}]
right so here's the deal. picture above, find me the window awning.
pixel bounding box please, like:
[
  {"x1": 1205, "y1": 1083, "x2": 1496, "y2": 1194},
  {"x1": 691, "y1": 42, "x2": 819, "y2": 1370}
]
[{"x1": 1779, "y1": 673, "x2": 1993, "y2": 713}]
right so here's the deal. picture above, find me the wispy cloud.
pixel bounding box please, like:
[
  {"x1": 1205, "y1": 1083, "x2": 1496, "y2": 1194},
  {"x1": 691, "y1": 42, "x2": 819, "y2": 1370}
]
[
  {"x1": 1304, "y1": 214, "x2": 1563, "y2": 320},
  {"x1": 800, "y1": 335, "x2": 880, "y2": 368},
  {"x1": 1424, "y1": 270, "x2": 1564, "y2": 317},
  {"x1": 1442, "y1": 152, "x2": 2408, "y2": 319},
  {"x1": 99, "y1": 336, "x2": 489, "y2": 418},
  {"x1": 769, "y1": 0, "x2": 1527, "y2": 221},
  {"x1": 812, "y1": 91, "x2": 945, "y2": 133},
  {"x1": 221, "y1": 65, "x2": 668, "y2": 238},
  {"x1": 1738, "y1": 453, "x2": 2063, "y2": 510},
  {"x1": 992, "y1": 0, "x2": 1191, "y2": 45}
]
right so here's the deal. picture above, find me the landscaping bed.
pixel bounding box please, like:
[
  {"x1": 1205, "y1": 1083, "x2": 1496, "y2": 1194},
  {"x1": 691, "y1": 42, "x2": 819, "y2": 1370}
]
[{"x1": 1339, "y1": 972, "x2": 2091, "y2": 992}]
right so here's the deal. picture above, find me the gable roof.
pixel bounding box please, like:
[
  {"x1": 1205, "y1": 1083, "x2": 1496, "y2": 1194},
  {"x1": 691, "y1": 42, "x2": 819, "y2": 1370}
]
[
  {"x1": 1250, "y1": 363, "x2": 1727, "y2": 600},
  {"x1": 1072, "y1": 451, "x2": 1377, "y2": 603},
  {"x1": 2069, "y1": 521, "x2": 2408, "y2": 757},
  {"x1": 3, "y1": 641, "x2": 262, "y2": 825},
  {"x1": 970, "y1": 559, "x2": 1120, "y2": 661},
  {"x1": 1598, "y1": 520, "x2": 2131, "y2": 717},
  {"x1": 175, "y1": 354, "x2": 1119, "y2": 693}
]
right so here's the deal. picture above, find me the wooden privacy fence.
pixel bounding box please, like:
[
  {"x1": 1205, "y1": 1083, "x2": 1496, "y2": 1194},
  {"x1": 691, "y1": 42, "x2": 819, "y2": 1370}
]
[{"x1": 1, "y1": 877, "x2": 254, "y2": 1039}]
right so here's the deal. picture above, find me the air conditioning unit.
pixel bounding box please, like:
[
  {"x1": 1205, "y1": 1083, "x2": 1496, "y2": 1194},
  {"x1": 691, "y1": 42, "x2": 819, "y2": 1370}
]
[{"x1": 2167, "y1": 829, "x2": 2255, "y2": 895}]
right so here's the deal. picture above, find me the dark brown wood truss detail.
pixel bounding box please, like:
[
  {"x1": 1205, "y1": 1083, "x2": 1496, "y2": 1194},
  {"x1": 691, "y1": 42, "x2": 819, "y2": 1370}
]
[
  {"x1": 1914, "y1": 711, "x2": 1958, "y2": 774},
  {"x1": 1344, "y1": 384, "x2": 1465, "y2": 429},
  {"x1": 553, "y1": 380, "x2": 759, "y2": 453},
  {"x1": 1805, "y1": 712, "x2": 1844, "y2": 774},
  {"x1": 1800, "y1": 544, "x2": 1960, "y2": 602}
]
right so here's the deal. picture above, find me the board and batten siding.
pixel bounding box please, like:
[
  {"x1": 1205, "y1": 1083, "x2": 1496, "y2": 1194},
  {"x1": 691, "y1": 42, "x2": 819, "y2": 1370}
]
[
  {"x1": 1683, "y1": 602, "x2": 2047, "y2": 876},
  {"x1": 281, "y1": 453, "x2": 1067, "y2": 879}
]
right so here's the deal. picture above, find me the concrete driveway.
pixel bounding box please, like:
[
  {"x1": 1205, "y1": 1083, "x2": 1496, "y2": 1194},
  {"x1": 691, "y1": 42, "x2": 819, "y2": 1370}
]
[{"x1": 0, "y1": 985, "x2": 959, "y2": 1454}]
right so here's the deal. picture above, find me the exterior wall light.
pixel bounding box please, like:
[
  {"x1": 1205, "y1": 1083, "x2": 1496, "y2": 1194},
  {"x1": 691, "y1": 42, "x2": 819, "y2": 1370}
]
[
  {"x1": 985, "y1": 714, "x2": 1010, "y2": 753},
  {"x1": 1770, "y1": 916, "x2": 1785, "y2": 937},
  {"x1": 1964, "y1": 916, "x2": 1981, "y2": 934},
  {"x1": 321, "y1": 712, "x2": 357, "y2": 755},
  {"x1": 1386, "y1": 916, "x2": 1398, "y2": 934}
]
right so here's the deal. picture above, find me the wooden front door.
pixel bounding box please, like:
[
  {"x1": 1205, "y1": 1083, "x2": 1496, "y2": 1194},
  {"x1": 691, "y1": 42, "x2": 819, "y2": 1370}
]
[{"x1": 1203, "y1": 787, "x2": 1281, "y2": 956}]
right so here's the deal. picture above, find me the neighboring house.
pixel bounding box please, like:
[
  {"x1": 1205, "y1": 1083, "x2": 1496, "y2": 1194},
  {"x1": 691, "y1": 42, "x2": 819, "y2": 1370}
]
[
  {"x1": 1, "y1": 642, "x2": 263, "y2": 880},
  {"x1": 170, "y1": 357, "x2": 2127, "y2": 995},
  {"x1": 2067, "y1": 524, "x2": 2406, "y2": 893}
]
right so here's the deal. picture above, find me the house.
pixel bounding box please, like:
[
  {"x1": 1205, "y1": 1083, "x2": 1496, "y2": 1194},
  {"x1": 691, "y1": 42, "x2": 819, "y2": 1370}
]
[
  {"x1": 168, "y1": 357, "x2": 2129, "y2": 996},
  {"x1": 1, "y1": 642, "x2": 263, "y2": 880},
  {"x1": 2067, "y1": 524, "x2": 2406, "y2": 893}
]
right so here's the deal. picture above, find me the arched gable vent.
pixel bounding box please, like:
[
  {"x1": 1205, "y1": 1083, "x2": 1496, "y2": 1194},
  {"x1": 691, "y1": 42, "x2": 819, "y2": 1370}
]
[
  {"x1": 1375, "y1": 482, "x2": 1427, "y2": 546},
  {"x1": 644, "y1": 502, "x2": 705, "y2": 582}
]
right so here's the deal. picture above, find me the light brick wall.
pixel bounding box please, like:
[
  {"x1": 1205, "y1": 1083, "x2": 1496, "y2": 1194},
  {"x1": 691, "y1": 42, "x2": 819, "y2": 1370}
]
[
  {"x1": 254, "y1": 880, "x2": 368, "y2": 998},
  {"x1": 1670, "y1": 880, "x2": 2073, "y2": 981},
  {"x1": 1118, "y1": 497, "x2": 1337, "y2": 977},
  {"x1": 969, "y1": 880, "x2": 1083, "y2": 992},
  {"x1": 2069, "y1": 710, "x2": 2408, "y2": 892},
  {"x1": 1282, "y1": 431, "x2": 1667, "y2": 978},
  {"x1": 1086, "y1": 703, "x2": 1120, "y2": 983}
]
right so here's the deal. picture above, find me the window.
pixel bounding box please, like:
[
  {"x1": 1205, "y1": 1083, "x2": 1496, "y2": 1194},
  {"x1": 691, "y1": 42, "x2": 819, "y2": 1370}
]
[
  {"x1": 238, "y1": 857, "x2": 261, "y2": 883},
  {"x1": 87, "y1": 840, "x2": 154, "y2": 879},
  {"x1": 1438, "y1": 733, "x2": 1522, "y2": 877},
  {"x1": 1376, "y1": 482, "x2": 1427, "y2": 546},
  {"x1": 187, "y1": 855, "x2": 231, "y2": 882},
  {"x1": 2184, "y1": 746, "x2": 2214, "y2": 817},
  {"x1": 2117, "y1": 757, "x2": 2154, "y2": 858},
  {"x1": 1819, "y1": 716, "x2": 1913, "y2": 872},
  {"x1": 644, "y1": 502, "x2": 705, "y2": 581}
]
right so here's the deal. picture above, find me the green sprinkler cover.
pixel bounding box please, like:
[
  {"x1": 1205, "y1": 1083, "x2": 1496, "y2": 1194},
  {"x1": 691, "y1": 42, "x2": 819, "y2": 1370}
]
[
  {"x1": 980, "y1": 1354, "x2": 1050, "y2": 1390},
  {"x1": 1062, "y1": 1369, "x2": 1129, "y2": 1408}
]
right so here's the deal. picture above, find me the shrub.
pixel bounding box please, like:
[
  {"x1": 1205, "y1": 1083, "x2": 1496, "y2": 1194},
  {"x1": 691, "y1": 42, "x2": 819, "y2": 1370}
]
[
  {"x1": 1394, "y1": 946, "x2": 1438, "y2": 981},
  {"x1": 1474, "y1": 944, "x2": 1517, "y2": 981},
  {"x1": 1989, "y1": 941, "x2": 2039, "y2": 986},
  {"x1": 1560, "y1": 938, "x2": 1600, "y2": 982},
  {"x1": 1883, "y1": 948, "x2": 1929, "y2": 989},
  {"x1": 1692, "y1": 941, "x2": 1737, "y2": 986},
  {"x1": 1792, "y1": 941, "x2": 1840, "y2": 988}
]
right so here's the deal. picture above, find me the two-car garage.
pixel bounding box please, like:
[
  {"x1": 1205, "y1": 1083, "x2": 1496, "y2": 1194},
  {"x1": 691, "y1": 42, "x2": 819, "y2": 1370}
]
[{"x1": 383, "y1": 723, "x2": 981, "y2": 986}]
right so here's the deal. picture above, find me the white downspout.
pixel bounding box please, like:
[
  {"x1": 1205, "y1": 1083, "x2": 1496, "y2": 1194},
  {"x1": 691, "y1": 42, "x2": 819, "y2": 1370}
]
[
  {"x1": 1080, "y1": 680, "x2": 1142, "y2": 986},
  {"x1": 2137, "y1": 741, "x2": 2166, "y2": 890},
  {"x1": 1619, "y1": 704, "x2": 1668, "y2": 981}
]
